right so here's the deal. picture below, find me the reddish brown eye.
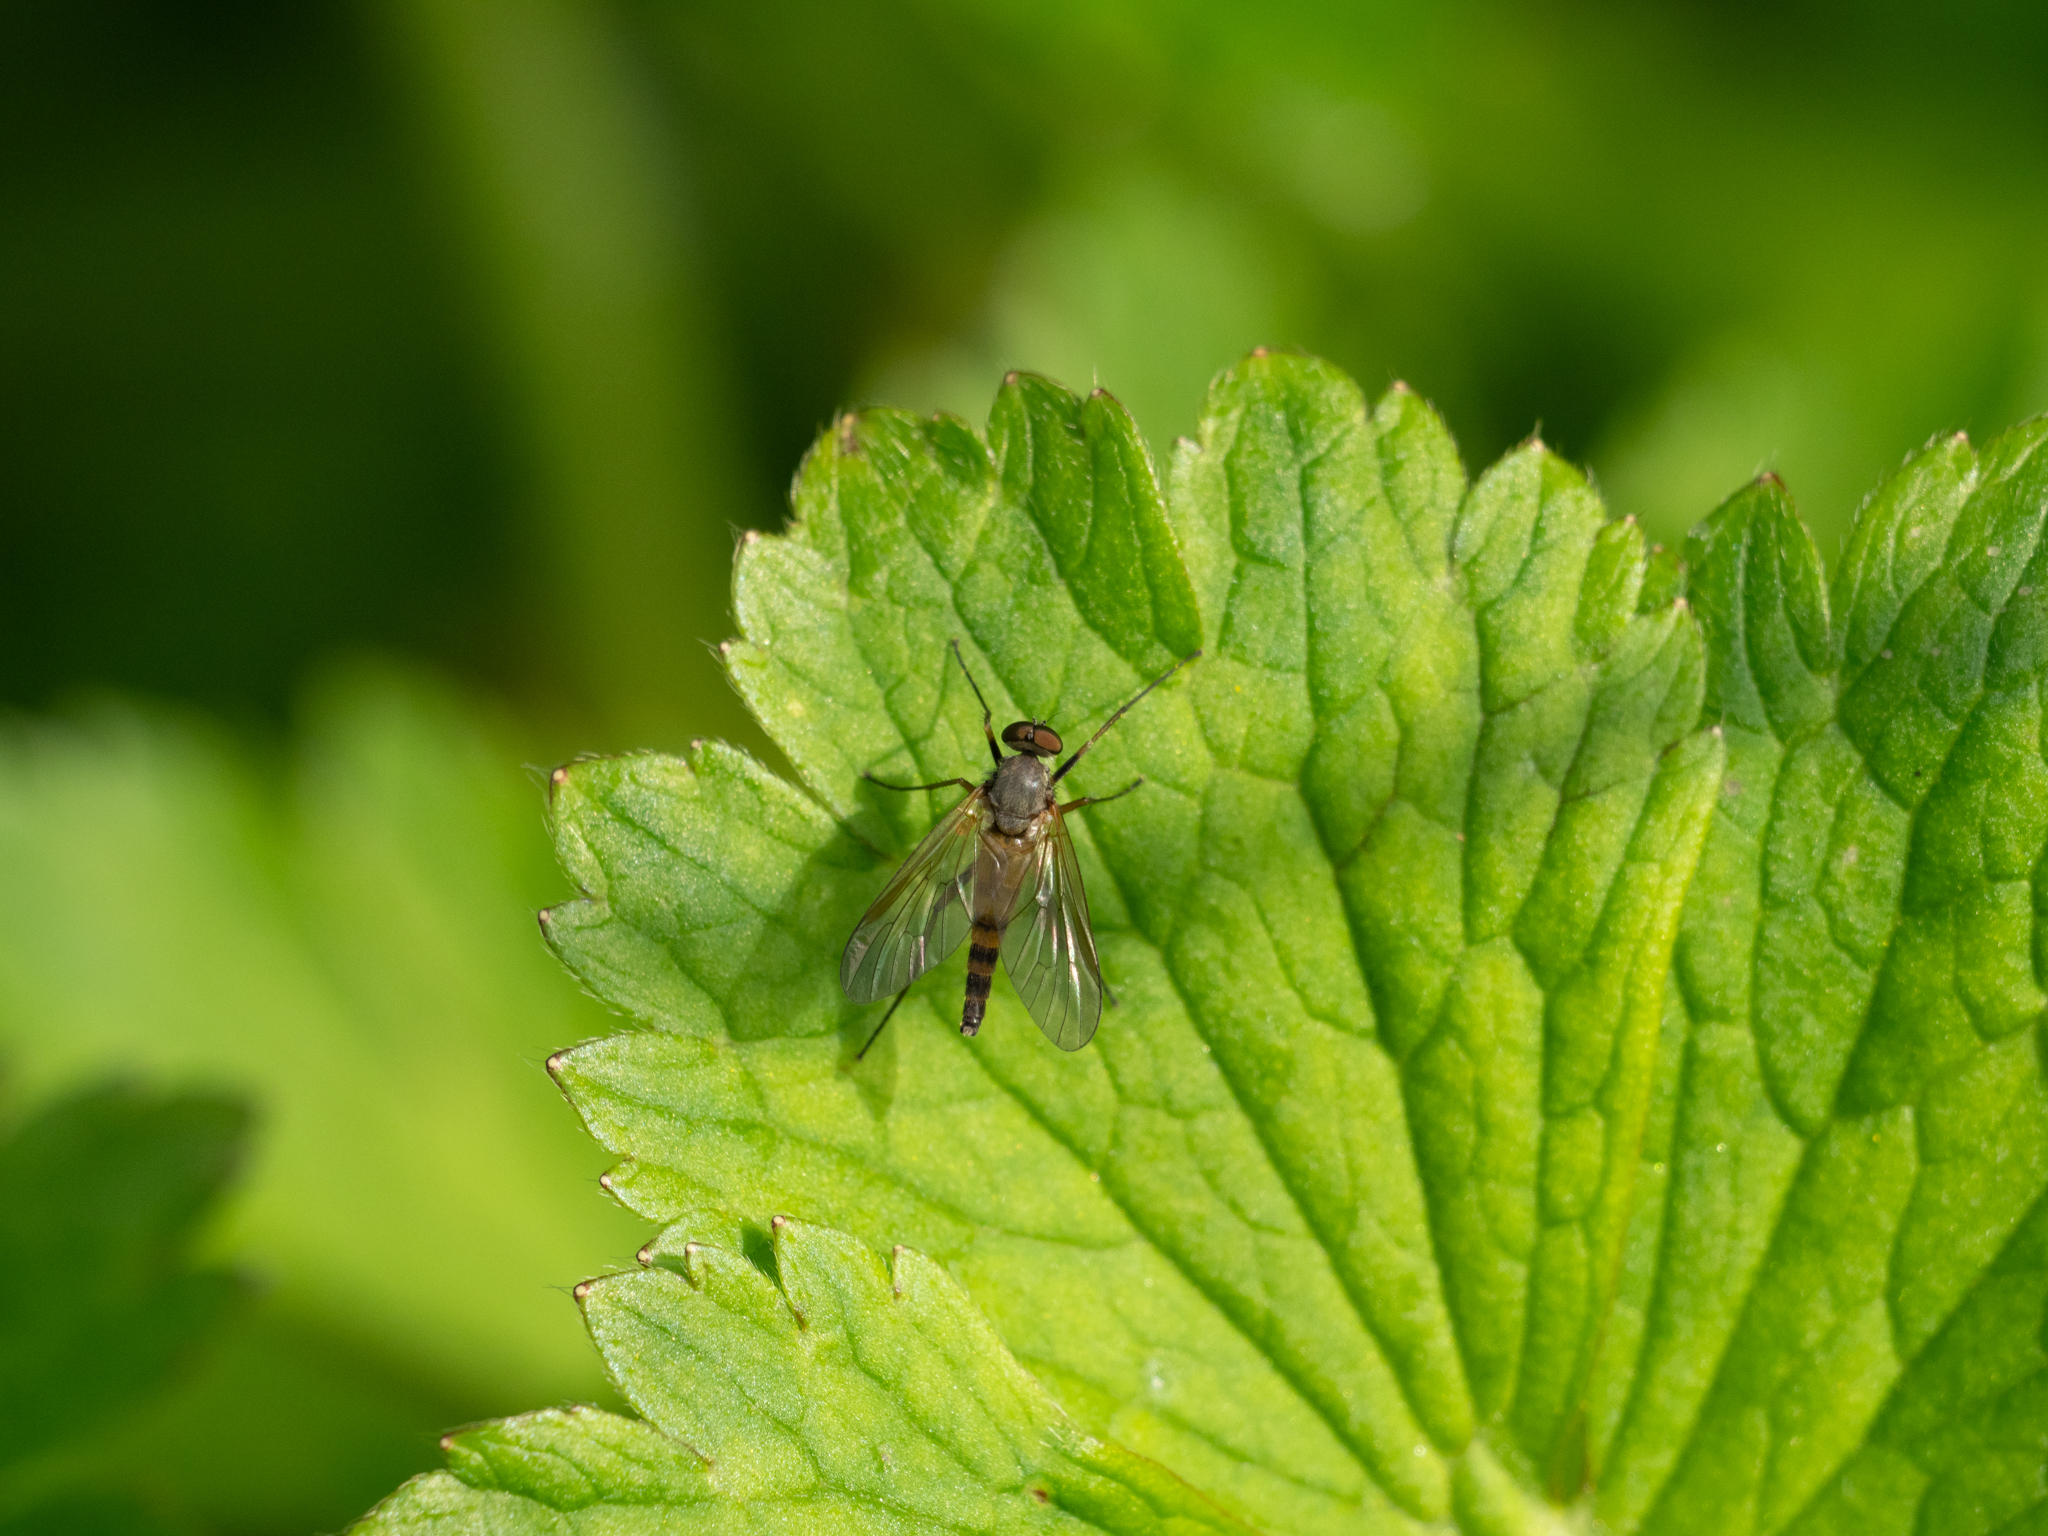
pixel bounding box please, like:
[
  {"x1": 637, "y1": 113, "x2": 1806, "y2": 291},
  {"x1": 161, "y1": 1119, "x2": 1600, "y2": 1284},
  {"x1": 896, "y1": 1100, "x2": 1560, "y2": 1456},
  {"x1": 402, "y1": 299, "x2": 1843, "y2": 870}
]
[{"x1": 1001, "y1": 721, "x2": 1061, "y2": 756}]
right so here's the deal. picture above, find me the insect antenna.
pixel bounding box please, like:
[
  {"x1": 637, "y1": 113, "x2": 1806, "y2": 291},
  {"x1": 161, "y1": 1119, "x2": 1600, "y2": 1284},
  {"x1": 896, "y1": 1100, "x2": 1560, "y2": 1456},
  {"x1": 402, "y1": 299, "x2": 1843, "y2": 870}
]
[
  {"x1": 1051, "y1": 650, "x2": 1201, "y2": 785},
  {"x1": 856, "y1": 988, "x2": 912, "y2": 1061},
  {"x1": 950, "y1": 639, "x2": 1003, "y2": 767}
]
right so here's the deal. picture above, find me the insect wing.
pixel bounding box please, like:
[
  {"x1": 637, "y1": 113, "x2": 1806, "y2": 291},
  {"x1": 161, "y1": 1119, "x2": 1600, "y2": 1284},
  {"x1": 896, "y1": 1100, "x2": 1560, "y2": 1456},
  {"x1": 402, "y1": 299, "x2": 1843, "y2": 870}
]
[
  {"x1": 841, "y1": 789, "x2": 988, "y2": 1003},
  {"x1": 1000, "y1": 811, "x2": 1104, "y2": 1050}
]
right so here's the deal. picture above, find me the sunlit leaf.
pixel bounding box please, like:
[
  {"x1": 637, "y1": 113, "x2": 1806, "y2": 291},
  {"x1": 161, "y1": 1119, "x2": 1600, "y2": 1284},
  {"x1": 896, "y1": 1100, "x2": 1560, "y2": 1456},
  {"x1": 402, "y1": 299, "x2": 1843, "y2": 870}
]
[
  {"x1": 1593, "y1": 432, "x2": 2048, "y2": 1535},
  {"x1": 357, "y1": 1218, "x2": 1247, "y2": 1534},
  {"x1": 369, "y1": 355, "x2": 2048, "y2": 1534}
]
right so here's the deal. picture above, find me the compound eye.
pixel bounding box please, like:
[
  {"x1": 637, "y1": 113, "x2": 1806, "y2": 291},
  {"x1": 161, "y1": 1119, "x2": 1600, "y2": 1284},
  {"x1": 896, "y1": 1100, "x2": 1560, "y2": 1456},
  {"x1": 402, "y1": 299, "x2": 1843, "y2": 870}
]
[{"x1": 1001, "y1": 721, "x2": 1061, "y2": 756}]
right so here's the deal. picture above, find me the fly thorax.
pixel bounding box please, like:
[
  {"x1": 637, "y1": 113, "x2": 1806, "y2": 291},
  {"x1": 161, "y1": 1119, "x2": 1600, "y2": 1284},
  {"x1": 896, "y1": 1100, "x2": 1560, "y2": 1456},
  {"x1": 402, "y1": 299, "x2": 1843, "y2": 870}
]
[{"x1": 987, "y1": 754, "x2": 1050, "y2": 836}]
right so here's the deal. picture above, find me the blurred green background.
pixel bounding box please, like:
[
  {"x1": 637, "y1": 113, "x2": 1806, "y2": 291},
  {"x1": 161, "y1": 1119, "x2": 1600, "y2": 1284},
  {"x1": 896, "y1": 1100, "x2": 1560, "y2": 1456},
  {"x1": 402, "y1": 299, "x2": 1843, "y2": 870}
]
[{"x1": 2, "y1": 1, "x2": 2045, "y2": 1530}]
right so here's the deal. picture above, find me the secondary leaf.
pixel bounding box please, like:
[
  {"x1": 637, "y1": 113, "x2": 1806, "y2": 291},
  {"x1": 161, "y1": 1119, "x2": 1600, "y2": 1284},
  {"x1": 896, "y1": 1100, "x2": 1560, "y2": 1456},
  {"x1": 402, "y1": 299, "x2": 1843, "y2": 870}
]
[
  {"x1": 0, "y1": 1083, "x2": 248, "y2": 1467},
  {"x1": 356, "y1": 1217, "x2": 1246, "y2": 1534},
  {"x1": 0, "y1": 1083, "x2": 249, "y2": 1529},
  {"x1": 0, "y1": 670, "x2": 641, "y2": 1414}
]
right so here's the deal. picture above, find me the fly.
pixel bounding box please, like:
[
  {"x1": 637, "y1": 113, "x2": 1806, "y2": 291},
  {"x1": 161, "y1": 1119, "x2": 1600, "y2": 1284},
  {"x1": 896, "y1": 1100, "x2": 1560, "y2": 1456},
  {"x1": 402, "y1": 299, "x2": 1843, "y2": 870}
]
[{"x1": 841, "y1": 640, "x2": 1198, "y2": 1055}]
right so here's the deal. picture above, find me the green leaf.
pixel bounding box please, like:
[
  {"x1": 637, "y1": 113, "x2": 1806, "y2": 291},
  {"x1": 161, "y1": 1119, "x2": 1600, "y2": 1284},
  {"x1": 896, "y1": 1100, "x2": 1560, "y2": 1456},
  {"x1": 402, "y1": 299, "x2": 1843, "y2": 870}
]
[
  {"x1": 389, "y1": 353, "x2": 1714, "y2": 1533},
  {"x1": 374, "y1": 354, "x2": 2048, "y2": 1534},
  {"x1": 0, "y1": 1084, "x2": 249, "y2": 1525},
  {"x1": 1592, "y1": 430, "x2": 2048, "y2": 1535},
  {"x1": 357, "y1": 1217, "x2": 1247, "y2": 1534}
]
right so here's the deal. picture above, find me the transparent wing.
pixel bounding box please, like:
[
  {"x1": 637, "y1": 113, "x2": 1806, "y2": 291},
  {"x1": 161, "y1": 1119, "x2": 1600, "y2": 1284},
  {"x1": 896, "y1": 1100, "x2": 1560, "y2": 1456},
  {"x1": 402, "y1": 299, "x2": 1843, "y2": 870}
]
[
  {"x1": 1000, "y1": 811, "x2": 1104, "y2": 1051},
  {"x1": 840, "y1": 789, "x2": 988, "y2": 1003}
]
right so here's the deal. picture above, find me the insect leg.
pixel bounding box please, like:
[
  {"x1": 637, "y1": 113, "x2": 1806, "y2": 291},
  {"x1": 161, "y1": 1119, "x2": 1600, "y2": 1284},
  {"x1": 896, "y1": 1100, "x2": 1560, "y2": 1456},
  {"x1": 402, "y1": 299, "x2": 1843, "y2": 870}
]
[
  {"x1": 1059, "y1": 777, "x2": 1143, "y2": 813},
  {"x1": 1051, "y1": 650, "x2": 1201, "y2": 785},
  {"x1": 855, "y1": 987, "x2": 912, "y2": 1060},
  {"x1": 949, "y1": 639, "x2": 1004, "y2": 767},
  {"x1": 862, "y1": 773, "x2": 977, "y2": 793}
]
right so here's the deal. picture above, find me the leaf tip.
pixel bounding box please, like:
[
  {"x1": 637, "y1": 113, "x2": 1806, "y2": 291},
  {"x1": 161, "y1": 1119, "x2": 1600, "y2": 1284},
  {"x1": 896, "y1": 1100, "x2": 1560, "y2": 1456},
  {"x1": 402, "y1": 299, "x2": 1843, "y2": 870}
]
[
  {"x1": 1390, "y1": 377, "x2": 1412, "y2": 393},
  {"x1": 438, "y1": 1433, "x2": 454, "y2": 1452},
  {"x1": 573, "y1": 1279, "x2": 595, "y2": 1303},
  {"x1": 597, "y1": 1169, "x2": 612, "y2": 1192},
  {"x1": 549, "y1": 764, "x2": 569, "y2": 785},
  {"x1": 636, "y1": 1242, "x2": 655, "y2": 1266},
  {"x1": 545, "y1": 1049, "x2": 568, "y2": 1079}
]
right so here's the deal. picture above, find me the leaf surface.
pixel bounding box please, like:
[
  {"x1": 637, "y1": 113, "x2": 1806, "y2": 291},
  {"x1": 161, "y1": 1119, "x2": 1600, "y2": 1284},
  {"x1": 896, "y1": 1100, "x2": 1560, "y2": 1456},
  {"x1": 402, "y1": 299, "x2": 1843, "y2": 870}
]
[
  {"x1": 377, "y1": 356, "x2": 2048, "y2": 1535},
  {"x1": 357, "y1": 1218, "x2": 1246, "y2": 1534},
  {"x1": 1593, "y1": 436, "x2": 2048, "y2": 1535}
]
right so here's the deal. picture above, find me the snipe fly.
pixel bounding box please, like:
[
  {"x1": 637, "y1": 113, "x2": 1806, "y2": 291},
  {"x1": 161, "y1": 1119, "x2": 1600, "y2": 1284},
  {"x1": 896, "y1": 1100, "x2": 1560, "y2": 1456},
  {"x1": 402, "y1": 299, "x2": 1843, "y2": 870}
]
[{"x1": 842, "y1": 641, "x2": 1197, "y2": 1054}]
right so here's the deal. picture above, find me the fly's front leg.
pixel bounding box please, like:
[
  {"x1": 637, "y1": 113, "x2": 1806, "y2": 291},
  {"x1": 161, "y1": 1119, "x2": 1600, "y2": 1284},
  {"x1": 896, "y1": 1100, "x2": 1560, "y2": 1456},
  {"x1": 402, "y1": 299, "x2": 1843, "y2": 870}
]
[
  {"x1": 949, "y1": 639, "x2": 1004, "y2": 767},
  {"x1": 862, "y1": 773, "x2": 977, "y2": 794},
  {"x1": 1059, "y1": 778, "x2": 1142, "y2": 814}
]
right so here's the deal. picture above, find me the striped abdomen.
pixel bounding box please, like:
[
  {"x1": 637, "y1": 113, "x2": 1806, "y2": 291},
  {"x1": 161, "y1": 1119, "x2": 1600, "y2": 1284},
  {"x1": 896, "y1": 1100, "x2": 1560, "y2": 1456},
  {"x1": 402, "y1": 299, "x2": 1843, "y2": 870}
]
[{"x1": 962, "y1": 920, "x2": 1000, "y2": 1036}]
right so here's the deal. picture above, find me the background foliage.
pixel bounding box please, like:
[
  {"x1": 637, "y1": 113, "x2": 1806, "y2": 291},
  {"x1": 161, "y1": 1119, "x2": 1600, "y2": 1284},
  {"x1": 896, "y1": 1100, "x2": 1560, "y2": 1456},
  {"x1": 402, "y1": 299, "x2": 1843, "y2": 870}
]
[{"x1": 4, "y1": 2, "x2": 2047, "y2": 1532}]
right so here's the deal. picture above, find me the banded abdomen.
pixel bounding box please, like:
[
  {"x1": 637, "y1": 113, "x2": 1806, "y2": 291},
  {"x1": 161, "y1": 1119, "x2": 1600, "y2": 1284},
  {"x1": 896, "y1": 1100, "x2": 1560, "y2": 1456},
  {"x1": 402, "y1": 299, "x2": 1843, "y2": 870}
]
[
  {"x1": 959, "y1": 825, "x2": 1043, "y2": 1036},
  {"x1": 962, "y1": 919, "x2": 1000, "y2": 1036}
]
